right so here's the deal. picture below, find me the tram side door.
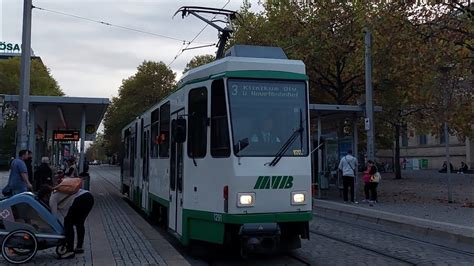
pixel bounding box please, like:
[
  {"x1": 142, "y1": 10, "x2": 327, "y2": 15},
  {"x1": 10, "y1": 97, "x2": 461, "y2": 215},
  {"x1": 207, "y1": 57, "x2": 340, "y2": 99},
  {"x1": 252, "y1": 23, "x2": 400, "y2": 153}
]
[
  {"x1": 142, "y1": 129, "x2": 150, "y2": 212},
  {"x1": 169, "y1": 111, "x2": 184, "y2": 234}
]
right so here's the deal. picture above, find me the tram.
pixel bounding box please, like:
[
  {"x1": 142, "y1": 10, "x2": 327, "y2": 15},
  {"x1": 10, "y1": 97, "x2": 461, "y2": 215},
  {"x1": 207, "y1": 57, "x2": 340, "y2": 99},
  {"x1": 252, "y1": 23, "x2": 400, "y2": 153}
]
[
  {"x1": 121, "y1": 44, "x2": 312, "y2": 254},
  {"x1": 121, "y1": 7, "x2": 311, "y2": 255}
]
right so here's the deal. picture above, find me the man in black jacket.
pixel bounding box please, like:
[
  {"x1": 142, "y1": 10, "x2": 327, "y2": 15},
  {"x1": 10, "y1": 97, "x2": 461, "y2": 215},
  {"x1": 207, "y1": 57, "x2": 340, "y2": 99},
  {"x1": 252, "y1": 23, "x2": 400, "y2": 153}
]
[
  {"x1": 24, "y1": 150, "x2": 34, "y2": 188},
  {"x1": 34, "y1": 157, "x2": 53, "y2": 190}
]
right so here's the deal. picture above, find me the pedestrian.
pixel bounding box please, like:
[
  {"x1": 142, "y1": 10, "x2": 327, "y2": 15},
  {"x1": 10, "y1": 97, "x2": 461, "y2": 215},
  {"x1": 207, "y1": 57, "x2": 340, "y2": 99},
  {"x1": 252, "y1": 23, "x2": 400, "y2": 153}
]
[
  {"x1": 64, "y1": 158, "x2": 78, "y2": 178},
  {"x1": 362, "y1": 160, "x2": 379, "y2": 205},
  {"x1": 49, "y1": 183, "x2": 95, "y2": 259},
  {"x1": 338, "y1": 149, "x2": 358, "y2": 203},
  {"x1": 3, "y1": 150, "x2": 33, "y2": 195},
  {"x1": 34, "y1": 157, "x2": 54, "y2": 190},
  {"x1": 362, "y1": 160, "x2": 375, "y2": 203},
  {"x1": 24, "y1": 150, "x2": 34, "y2": 187},
  {"x1": 458, "y1": 161, "x2": 468, "y2": 174},
  {"x1": 369, "y1": 168, "x2": 381, "y2": 206}
]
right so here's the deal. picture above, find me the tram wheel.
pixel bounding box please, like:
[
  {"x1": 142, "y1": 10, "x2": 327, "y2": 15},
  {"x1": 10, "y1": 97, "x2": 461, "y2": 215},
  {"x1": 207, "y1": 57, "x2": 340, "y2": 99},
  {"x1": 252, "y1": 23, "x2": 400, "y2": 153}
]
[{"x1": 1, "y1": 230, "x2": 38, "y2": 264}]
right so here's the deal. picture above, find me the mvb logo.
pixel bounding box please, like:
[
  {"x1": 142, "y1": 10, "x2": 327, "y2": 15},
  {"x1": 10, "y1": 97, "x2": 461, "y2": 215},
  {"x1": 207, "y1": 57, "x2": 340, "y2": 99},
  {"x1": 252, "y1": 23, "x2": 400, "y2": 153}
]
[{"x1": 254, "y1": 176, "x2": 293, "y2": 190}]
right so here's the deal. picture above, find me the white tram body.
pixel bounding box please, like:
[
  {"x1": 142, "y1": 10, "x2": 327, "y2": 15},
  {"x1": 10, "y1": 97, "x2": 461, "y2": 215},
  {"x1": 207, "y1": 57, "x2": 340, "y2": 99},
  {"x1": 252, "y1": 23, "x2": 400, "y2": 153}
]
[{"x1": 121, "y1": 46, "x2": 311, "y2": 252}]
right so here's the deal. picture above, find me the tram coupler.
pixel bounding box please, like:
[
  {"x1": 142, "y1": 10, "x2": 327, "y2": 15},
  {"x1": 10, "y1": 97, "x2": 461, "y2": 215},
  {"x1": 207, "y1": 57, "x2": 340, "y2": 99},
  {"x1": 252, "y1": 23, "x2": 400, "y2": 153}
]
[{"x1": 239, "y1": 223, "x2": 281, "y2": 257}]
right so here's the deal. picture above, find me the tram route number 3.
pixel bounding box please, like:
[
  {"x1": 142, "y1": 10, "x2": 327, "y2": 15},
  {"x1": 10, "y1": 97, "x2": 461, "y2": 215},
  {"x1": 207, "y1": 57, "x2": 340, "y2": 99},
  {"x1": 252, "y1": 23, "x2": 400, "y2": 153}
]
[{"x1": 213, "y1": 213, "x2": 223, "y2": 222}]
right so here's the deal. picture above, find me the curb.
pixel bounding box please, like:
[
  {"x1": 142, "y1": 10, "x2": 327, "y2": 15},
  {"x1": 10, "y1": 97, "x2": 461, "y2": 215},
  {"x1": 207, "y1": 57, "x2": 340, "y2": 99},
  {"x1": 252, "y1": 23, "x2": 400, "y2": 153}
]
[{"x1": 313, "y1": 199, "x2": 474, "y2": 246}]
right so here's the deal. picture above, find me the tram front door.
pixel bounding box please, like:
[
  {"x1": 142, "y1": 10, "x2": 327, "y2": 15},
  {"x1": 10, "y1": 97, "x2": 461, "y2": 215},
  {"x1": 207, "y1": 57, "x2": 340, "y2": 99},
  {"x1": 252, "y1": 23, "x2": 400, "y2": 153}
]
[{"x1": 169, "y1": 111, "x2": 184, "y2": 235}]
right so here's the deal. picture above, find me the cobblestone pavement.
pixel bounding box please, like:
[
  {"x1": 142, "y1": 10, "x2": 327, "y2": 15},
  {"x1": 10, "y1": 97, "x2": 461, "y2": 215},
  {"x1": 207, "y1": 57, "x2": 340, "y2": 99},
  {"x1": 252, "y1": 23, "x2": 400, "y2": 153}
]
[
  {"x1": 293, "y1": 212, "x2": 474, "y2": 265},
  {"x1": 5, "y1": 166, "x2": 472, "y2": 265},
  {"x1": 92, "y1": 165, "x2": 474, "y2": 265},
  {"x1": 319, "y1": 170, "x2": 474, "y2": 227},
  {"x1": 0, "y1": 168, "x2": 169, "y2": 265},
  {"x1": 93, "y1": 173, "x2": 167, "y2": 266}
]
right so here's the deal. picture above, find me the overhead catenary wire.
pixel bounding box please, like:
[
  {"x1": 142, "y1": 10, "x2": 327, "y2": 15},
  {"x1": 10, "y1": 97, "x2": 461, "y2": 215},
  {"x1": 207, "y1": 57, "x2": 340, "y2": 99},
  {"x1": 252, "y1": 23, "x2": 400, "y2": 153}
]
[
  {"x1": 32, "y1": 5, "x2": 213, "y2": 45},
  {"x1": 167, "y1": 0, "x2": 231, "y2": 68}
]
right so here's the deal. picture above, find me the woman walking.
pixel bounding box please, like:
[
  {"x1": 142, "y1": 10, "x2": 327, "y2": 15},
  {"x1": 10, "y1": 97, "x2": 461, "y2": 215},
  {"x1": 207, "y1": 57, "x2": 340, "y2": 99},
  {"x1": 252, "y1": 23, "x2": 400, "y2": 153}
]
[{"x1": 49, "y1": 185, "x2": 94, "y2": 259}]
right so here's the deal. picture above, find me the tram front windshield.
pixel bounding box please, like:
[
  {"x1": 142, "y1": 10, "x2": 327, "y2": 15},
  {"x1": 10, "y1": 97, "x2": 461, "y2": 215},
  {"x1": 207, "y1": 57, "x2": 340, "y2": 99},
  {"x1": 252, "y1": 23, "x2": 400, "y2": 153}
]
[{"x1": 227, "y1": 78, "x2": 308, "y2": 157}]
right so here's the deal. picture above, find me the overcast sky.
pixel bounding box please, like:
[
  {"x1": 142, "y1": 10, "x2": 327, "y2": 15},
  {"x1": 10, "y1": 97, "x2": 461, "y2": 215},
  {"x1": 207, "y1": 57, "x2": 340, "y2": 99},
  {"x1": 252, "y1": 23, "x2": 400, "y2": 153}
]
[{"x1": 1, "y1": 0, "x2": 262, "y2": 98}]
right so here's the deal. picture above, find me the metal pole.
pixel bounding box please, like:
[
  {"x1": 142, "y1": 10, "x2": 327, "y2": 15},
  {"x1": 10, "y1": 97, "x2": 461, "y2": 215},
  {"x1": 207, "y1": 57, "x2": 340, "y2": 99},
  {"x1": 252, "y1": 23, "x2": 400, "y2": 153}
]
[
  {"x1": 16, "y1": 0, "x2": 33, "y2": 154},
  {"x1": 364, "y1": 27, "x2": 375, "y2": 161},
  {"x1": 444, "y1": 122, "x2": 452, "y2": 203},
  {"x1": 79, "y1": 106, "x2": 86, "y2": 173},
  {"x1": 317, "y1": 115, "x2": 322, "y2": 198},
  {"x1": 28, "y1": 105, "x2": 36, "y2": 166}
]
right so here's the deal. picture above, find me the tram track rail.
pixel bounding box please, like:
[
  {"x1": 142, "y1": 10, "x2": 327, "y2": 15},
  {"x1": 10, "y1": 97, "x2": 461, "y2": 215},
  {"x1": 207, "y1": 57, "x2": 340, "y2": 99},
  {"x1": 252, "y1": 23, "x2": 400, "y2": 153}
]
[
  {"x1": 309, "y1": 229, "x2": 416, "y2": 265},
  {"x1": 313, "y1": 213, "x2": 474, "y2": 258}
]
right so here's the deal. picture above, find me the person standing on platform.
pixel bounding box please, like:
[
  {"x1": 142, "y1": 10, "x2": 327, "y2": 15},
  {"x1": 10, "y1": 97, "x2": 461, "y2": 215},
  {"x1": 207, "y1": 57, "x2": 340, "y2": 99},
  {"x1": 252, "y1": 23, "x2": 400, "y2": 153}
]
[
  {"x1": 34, "y1": 157, "x2": 54, "y2": 189},
  {"x1": 65, "y1": 158, "x2": 79, "y2": 177},
  {"x1": 338, "y1": 149, "x2": 358, "y2": 204},
  {"x1": 24, "y1": 150, "x2": 34, "y2": 188},
  {"x1": 5, "y1": 150, "x2": 33, "y2": 195}
]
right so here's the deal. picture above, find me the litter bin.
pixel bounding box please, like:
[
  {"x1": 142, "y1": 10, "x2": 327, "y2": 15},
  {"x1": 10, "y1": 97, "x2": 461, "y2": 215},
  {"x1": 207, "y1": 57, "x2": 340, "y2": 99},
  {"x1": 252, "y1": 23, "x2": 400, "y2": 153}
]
[{"x1": 79, "y1": 172, "x2": 90, "y2": 190}]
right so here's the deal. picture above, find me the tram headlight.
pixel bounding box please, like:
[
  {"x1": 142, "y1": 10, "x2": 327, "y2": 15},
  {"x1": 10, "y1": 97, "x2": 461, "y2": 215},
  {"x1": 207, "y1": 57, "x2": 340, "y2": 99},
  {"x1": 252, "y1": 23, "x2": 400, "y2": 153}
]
[
  {"x1": 291, "y1": 191, "x2": 306, "y2": 205},
  {"x1": 237, "y1": 193, "x2": 255, "y2": 207}
]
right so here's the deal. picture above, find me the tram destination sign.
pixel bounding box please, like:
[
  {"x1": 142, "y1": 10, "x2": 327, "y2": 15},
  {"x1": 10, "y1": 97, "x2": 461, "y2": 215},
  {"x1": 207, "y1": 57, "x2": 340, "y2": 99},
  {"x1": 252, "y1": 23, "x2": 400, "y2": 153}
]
[{"x1": 53, "y1": 130, "x2": 80, "y2": 141}]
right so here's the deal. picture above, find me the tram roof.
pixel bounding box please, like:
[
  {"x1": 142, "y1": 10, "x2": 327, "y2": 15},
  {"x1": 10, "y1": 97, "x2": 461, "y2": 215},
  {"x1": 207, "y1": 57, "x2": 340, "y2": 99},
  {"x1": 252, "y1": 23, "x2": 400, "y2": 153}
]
[
  {"x1": 178, "y1": 55, "x2": 307, "y2": 89},
  {"x1": 3, "y1": 95, "x2": 109, "y2": 140}
]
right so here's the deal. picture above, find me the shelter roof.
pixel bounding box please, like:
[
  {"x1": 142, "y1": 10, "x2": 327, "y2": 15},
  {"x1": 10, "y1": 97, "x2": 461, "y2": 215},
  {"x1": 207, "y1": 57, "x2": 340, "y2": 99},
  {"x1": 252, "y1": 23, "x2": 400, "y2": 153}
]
[{"x1": 3, "y1": 95, "x2": 109, "y2": 136}]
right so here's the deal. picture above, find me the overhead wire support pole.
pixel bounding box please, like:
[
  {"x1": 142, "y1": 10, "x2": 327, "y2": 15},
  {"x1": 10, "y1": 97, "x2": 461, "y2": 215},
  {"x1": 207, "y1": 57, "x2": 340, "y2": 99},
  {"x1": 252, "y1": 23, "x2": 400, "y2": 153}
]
[
  {"x1": 17, "y1": 0, "x2": 33, "y2": 154},
  {"x1": 364, "y1": 27, "x2": 375, "y2": 161}
]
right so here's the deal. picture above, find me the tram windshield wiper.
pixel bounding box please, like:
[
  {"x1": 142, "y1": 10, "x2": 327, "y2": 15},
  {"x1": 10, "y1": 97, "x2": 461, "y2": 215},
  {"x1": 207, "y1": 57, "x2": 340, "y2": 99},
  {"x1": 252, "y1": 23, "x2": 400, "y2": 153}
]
[{"x1": 266, "y1": 109, "x2": 304, "y2": 167}]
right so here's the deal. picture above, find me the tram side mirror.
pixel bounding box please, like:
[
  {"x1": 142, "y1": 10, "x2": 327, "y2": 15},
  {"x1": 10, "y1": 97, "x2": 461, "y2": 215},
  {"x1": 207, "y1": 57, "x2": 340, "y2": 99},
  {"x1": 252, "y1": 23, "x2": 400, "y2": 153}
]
[{"x1": 174, "y1": 118, "x2": 187, "y2": 143}]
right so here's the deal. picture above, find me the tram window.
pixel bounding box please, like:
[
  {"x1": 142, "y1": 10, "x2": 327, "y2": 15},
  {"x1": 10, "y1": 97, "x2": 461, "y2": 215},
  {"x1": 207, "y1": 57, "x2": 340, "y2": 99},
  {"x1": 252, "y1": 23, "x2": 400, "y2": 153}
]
[
  {"x1": 211, "y1": 79, "x2": 230, "y2": 158},
  {"x1": 151, "y1": 108, "x2": 160, "y2": 158},
  {"x1": 188, "y1": 87, "x2": 208, "y2": 158},
  {"x1": 159, "y1": 102, "x2": 170, "y2": 158}
]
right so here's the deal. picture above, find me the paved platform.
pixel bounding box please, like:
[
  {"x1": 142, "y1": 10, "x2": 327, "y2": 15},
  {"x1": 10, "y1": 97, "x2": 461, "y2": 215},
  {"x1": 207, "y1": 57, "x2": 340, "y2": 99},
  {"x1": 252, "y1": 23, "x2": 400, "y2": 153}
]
[
  {"x1": 0, "y1": 168, "x2": 189, "y2": 265},
  {"x1": 313, "y1": 199, "x2": 474, "y2": 246}
]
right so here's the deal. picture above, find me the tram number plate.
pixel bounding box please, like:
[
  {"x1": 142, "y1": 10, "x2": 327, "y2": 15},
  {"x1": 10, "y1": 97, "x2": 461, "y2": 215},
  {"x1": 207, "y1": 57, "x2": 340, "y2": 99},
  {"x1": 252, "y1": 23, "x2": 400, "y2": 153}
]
[
  {"x1": 213, "y1": 213, "x2": 223, "y2": 222},
  {"x1": 293, "y1": 149, "x2": 303, "y2": 155}
]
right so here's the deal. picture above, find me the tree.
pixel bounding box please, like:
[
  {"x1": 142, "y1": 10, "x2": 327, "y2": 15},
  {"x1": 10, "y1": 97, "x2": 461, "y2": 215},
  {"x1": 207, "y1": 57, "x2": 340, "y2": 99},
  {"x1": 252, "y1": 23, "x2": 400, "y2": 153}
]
[
  {"x1": 183, "y1": 55, "x2": 215, "y2": 73},
  {"x1": 232, "y1": 1, "x2": 371, "y2": 105},
  {"x1": 0, "y1": 57, "x2": 63, "y2": 167},
  {"x1": 230, "y1": 1, "x2": 472, "y2": 179},
  {"x1": 103, "y1": 61, "x2": 176, "y2": 155},
  {"x1": 85, "y1": 133, "x2": 108, "y2": 162},
  {"x1": 0, "y1": 57, "x2": 63, "y2": 96}
]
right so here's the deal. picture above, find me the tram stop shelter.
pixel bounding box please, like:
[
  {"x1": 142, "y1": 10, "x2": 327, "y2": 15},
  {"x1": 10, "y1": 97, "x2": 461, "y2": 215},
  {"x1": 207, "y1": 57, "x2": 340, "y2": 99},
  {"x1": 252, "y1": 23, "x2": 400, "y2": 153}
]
[
  {"x1": 310, "y1": 104, "x2": 382, "y2": 198},
  {"x1": 1, "y1": 95, "x2": 110, "y2": 176}
]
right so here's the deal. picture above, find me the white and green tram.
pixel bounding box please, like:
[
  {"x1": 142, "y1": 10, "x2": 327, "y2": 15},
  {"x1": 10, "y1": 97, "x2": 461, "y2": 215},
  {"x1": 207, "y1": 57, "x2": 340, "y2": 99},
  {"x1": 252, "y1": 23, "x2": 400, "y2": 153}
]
[{"x1": 121, "y1": 45, "x2": 311, "y2": 253}]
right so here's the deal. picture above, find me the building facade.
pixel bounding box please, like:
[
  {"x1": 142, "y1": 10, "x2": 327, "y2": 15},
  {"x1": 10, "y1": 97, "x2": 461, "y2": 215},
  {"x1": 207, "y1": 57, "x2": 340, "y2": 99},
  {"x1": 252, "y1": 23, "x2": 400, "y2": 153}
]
[{"x1": 378, "y1": 130, "x2": 473, "y2": 171}]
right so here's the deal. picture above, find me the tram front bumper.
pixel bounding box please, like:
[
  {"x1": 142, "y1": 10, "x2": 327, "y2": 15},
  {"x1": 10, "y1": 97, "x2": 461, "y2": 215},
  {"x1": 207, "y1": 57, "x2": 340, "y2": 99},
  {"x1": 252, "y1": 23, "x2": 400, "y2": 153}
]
[{"x1": 239, "y1": 223, "x2": 281, "y2": 253}]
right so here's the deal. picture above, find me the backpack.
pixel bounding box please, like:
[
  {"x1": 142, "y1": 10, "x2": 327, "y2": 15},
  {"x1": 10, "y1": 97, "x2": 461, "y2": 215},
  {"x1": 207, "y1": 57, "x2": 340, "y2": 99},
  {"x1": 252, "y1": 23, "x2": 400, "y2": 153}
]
[{"x1": 54, "y1": 177, "x2": 82, "y2": 194}]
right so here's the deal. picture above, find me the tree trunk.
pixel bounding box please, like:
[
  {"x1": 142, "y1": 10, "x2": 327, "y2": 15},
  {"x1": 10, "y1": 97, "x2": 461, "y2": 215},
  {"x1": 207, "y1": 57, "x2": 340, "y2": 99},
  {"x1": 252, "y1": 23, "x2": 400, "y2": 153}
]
[{"x1": 394, "y1": 124, "x2": 402, "y2": 179}]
